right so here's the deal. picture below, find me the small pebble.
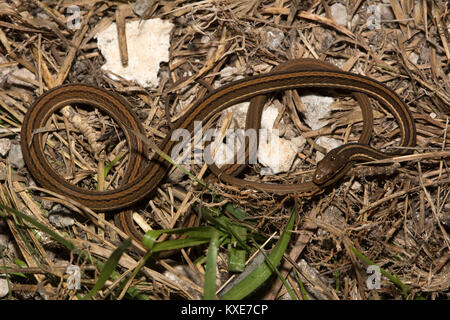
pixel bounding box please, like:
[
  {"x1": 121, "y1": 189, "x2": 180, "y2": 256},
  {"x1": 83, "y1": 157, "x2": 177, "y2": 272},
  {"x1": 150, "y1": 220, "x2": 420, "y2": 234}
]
[
  {"x1": 330, "y1": 3, "x2": 348, "y2": 26},
  {"x1": 132, "y1": 0, "x2": 151, "y2": 17},
  {"x1": 0, "y1": 279, "x2": 9, "y2": 298},
  {"x1": 48, "y1": 205, "x2": 75, "y2": 228},
  {"x1": 0, "y1": 139, "x2": 11, "y2": 157},
  {"x1": 7, "y1": 143, "x2": 24, "y2": 169}
]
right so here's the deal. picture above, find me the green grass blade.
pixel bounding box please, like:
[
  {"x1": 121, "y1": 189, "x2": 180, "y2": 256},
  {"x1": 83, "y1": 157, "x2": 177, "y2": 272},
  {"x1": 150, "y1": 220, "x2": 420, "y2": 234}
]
[
  {"x1": 103, "y1": 154, "x2": 122, "y2": 177},
  {"x1": 97, "y1": 260, "x2": 149, "y2": 300},
  {"x1": 0, "y1": 204, "x2": 76, "y2": 250},
  {"x1": 151, "y1": 238, "x2": 211, "y2": 252},
  {"x1": 143, "y1": 226, "x2": 221, "y2": 238},
  {"x1": 142, "y1": 226, "x2": 223, "y2": 251},
  {"x1": 295, "y1": 270, "x2": 308, "y2": 300},
  {"x1": 227, "y1": 224, "x2": 247, "y2": 272},
  {"x1": 227, "y1": 247, "x2": 246, "y2": 272},
  {"x1": 220, "y1": 210, "x2": 296, "y2": 300},
  {"x1": 224, "y1": 203, "x2": 254, "y2": 224},
  {"x1": 199, "y1": 207, "x2": 251, "y2": 251},
  {"x1": 80, "y1": 238, "x2": 131, "y2": 300},
  {"x1": 203, "y1": 229, "x2": 219, "y2": 300},
  {"x1": 122, "y1": 127, "x2": 208, "y2": 189},
  {"x1": 142, "y1": 229, "x2": 160, "y2": 250},
  {"x1": 350, "y1": 246, "x2": 409, "y2": 297}
]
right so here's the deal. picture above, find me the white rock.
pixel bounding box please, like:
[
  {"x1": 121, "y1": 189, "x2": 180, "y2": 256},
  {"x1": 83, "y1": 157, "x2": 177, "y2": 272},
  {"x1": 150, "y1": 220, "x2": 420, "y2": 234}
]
[
  {"x1": 96, "y1": 19, "x2": 173, "y2": 87},
  {"x1": 258, "y1": 105, "x2": 298, "y2": 174},
  {"x1": 301, "y1": 95, "x2": 334, "y2": 130},
  {"x1": 330, "y1": 3, "x2": 348, "y2": 26},
  {"x1": 218, "y1": 102, "x2": 250, "y2": 129},
  {"x1": 408, "y1": 52, "x2": 419, "y2": 64},
  {"x1": 0, "y1": 138, "x2": 11, "y2": 157},
  {"x1": 316, "y1": 136, "x2": 342, "y2": 152},
  {"x1": 258, "y1": 130, "x2": 297, "y2": 175},
  {"x1": 315, "y1": 137, "x2": 342, "y2": 162},
  {"x1": 290, "y1": 136, "x2": 306, "y2": 150},
  {"x1": 213, "y1": 103, "x2": 249, "y2": 168},
  {"x1": 260, "y1": 104, "x2": 279, "y2": 130},
  {"x1": 350, "y1": 181, "x2": 362, "y2": 191},
  {"x1": 212, "y1": 136, "x2": 241, "y2": 168},
  {"x1": 213, "y1": 103, "x2": 300, "y2": 175},
  {"x1": 0, "y1": 278, "x2": 8, "y2": 298},
  {"x1": 219, "y1": 66, "x2": 240, "y2": 79},
  {"x1": 351, "y1": 14, "x2": 360, "y2": 29}
]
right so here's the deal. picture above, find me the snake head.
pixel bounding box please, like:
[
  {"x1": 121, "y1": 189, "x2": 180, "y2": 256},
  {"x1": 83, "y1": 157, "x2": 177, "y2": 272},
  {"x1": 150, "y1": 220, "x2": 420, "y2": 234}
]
[{"x1": 313, "y1": 147, "x2": 347, "y2": 185}]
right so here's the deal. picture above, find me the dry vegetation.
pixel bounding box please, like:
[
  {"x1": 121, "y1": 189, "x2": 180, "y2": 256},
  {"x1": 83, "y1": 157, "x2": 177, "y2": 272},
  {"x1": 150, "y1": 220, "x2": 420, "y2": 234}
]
[{"x1": 0, "y1": 0, "x2": 449, "y2": 300}]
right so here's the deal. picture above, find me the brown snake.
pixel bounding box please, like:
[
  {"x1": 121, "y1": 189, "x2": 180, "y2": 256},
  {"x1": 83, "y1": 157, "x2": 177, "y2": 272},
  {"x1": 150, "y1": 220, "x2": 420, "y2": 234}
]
[{"x1": 20, "y1": 59, "x2": 416, "y2": 243}]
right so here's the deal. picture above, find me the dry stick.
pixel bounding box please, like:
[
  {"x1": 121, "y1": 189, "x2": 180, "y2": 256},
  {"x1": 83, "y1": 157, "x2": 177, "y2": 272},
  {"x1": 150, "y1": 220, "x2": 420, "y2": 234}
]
[
  {"x1": 164, "y1": 27, "x2": 229, "y2": 94},
  {"x1": 31, "y1": 44, "x2": 54, "y2": 88},
  {"x1": 8, "y1": 181, "x2": 54, "y2": 274},
  {"x1": 418, "y1": 189, "x2": 425, "y2": 233},
  {"x1": 16, "y1": 185, "x2": 147, "y2": 252},
  {"x1": 261, "y1": 8, "x2": 357, "y2": 40},
  {"x1": 390, "y1": 0, "x2": 409, "y2": 37},
  {"x1": 437, "y1": 119, "x2": 449, "y2": 212},
  {"x1": 68, "y1": 238, "x2": 193, "y2": 298},
  {"x1": 0, "y1": 184, "x2": 46, "y2": 284},
  {"x1": 361, "y1": 151, "x2": 450, "y2": 165},
  {"x1": 32, "y1": 0, "x2": 69, "y2": 32},
  {"x1": 62, "y1": 116, "x2": 75, "y2": 179},
  {"x1": 358, "y1": 178, "x2": 450, "y2": 215},
  {"x1": 431, "y1": 1, "x2": 450, "y2": 60},
  {"x1": 0, "y1": 28, "x2": 36, "y2": 74},
  {"x1": 263, "y1": 205, "x2": 321, "y2": 300},
  {"x1": 418, "y1": 163, "x2": 450, "y2": 251},
  {"x1": 115, "y1": 4, "x2": 129, "y2": 67},
  {"x1": 37, "y1": 33, "x2": 43, "y2": 94},
  {"x1": 54, "y1": 5, "x2": 94, "y2": 86},
  {"x1": 97, "y1": 151, "x2": 106, "y2": 239},
  {"x1": 167, "y1": 112, "x2": 234, "y2": 229}
]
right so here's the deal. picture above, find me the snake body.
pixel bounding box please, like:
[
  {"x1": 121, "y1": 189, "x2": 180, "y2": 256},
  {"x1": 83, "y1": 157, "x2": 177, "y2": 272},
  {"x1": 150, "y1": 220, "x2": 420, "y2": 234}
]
[{"x1": 20, "y1": 59, "x2": 416, "y2": 241}]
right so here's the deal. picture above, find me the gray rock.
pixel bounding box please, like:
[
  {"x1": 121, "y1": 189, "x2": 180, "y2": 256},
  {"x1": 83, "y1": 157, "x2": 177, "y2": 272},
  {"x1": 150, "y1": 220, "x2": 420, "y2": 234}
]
[
  {"x1": 331, "y1": 3, "x2": 348, "y2": 26},
  {"x1": 48, "y1": 204, "x2": 75, "y2": 228},
  {"x1": 7, "y1": 143, "x2": 24, "y2": 169}
]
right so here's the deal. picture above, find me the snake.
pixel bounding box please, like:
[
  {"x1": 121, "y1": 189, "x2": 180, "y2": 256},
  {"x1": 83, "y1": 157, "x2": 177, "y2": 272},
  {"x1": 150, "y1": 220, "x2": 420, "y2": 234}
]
[{"x1": 20, "y1": 59, "x2": 416, "y2": 243}]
